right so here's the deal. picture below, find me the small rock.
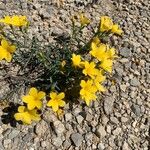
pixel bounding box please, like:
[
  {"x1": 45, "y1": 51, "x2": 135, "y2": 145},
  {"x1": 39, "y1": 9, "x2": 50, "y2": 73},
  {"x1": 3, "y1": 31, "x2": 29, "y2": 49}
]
[
  {"x1": 130, "y1": 78, "x2": 140, "y2": 86},
  {"x1": 35, "y1": 120, "x2": 49, "y2": 136},
  {"x1": 131, "y1": 104, "x2": 141, "y2": 116},
  {"x1": 53, "y1": 120, "x2": 65, "y2": 135},
  {"x1": 112, "y1": 127, "x2": 122, "y2": 135},
  {"x1": 120, "y1": 47, "x2": 131, "y2": 57},
  {"x1": 121, "y1": 117, "x2": 128, "y2": 123},
  {"x1": 71, "y1": 133, "x2": 83, "y2": 147},
  {"x1": 3, "y1": 139, "x2": 11, "y2": 147},
  {"x1": 52, "y1": 137, "x2": 63, "y2": 147},
  {"x1": 76, "y1": 115, "x2": 84, "y2": 124},
  {"x1": 102, "y1": 115, "x2": 109, "y2": 125},
  {"x1": 95, "y1": 125, "x2": 106, "y2": 138},
  {"x1": 8, "y1": 130, "x2": 20, "y2": 139},
  {"x1": 104, "y1": 97, "x2": 114, "y2": 115},
  {"x1": 98, "y1": 143, "x2": 105, "y2": 150},
  {"x1": 122, "y1": 141, "x2": 130, "y2": 150},
  {"x1": 65, "y1": 113, "x2": 72, "y2": 122},
  {"x1": 110, "y1": 117, "x2": 120, "y2": 124}
]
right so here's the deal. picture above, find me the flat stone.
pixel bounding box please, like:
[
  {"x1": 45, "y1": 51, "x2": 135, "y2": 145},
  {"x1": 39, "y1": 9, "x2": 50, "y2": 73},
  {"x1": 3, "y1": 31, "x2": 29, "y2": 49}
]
[
  {"x1": 8, "y1": 130, "x2": 20, "y2": 139},
  {"x1": 65, "y1": 113, "x2": 72, "y2": 122},
  {"x1": 71, "y1": 133, "x2": 83, "y2": 147},
  {"x1": 120, "y1": 47, "x2": 131, "y2": 57},
  {"x1": 131, "y1": 104, "x2": 141, "y2": 116},
  {"x1": 35, "y1": 120, "x2": 49, "y2": 136},
  {"x1": 95, "y1": 125, "x2": 106, "y2": 138},
  {"x1": 130, "y1": 78, "x2": 140, "y2": 86},
  {"x1": 53, "y1": 120, "x2": 65, "y2": 135},
  {"x1": 52, "y1": 137, "x2": 63, "y2": 147},
  {"x1": 104, "y1": 97, "x2": 114, "y2": 115},
  {"x1": 110, "y1": 117, "x2": 119, "y2": 124},
  {"x1": 112, "y1": 127, "x2": 122, "y2": 135},
  {"x1": 76, "y1": 115, "x2": 84, "y2": 124}
]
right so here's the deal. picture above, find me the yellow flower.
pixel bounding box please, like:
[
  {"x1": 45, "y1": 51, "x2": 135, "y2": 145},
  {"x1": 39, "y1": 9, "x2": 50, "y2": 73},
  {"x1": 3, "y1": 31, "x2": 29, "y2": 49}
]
[
  {"x1": 111, "y1": 24, "x2": 123, "y2": 35},
  {"x1": 47, "y1": 92, "x2": 65, "y2": 112},
  {"x1": 100, "y1": 58, "x2": 113, "y2": 73},
  {"x1": 56, "y1": 109, "x2": 64, "y2": 117},
  {"x1": 14, "y1": 106, "x2": 41, "y2": 124},
  {"x1": 82, "y1": 61, "x2": 99, "y2": 78},
  {"x1": 80, "y1": 80, "x2": 97, "y2": 106},
  {"x1": 22, "y1": 87, "x2": 45, "y2": 110},
  {"x1": 90, "y1": 42, "x2": 107, "y2": 61},
  {"x1": 93, "y1": 73, "x2": 106, "y2": 92},
  {"x1": 100, "y1": 16, "x2": 113, "y2": 32},
  {"x1": 71, "y1": 53, "x2": 82, "y2": 67},
  {"x1": 0, "y1": 39, "x2": 16, "y2": 62},
  {"x1": 79, "y1": 13, "x2": 90, "y2": 26},
  {"x1": 0, "y1": 15, "x2": 28, "y2": 27},
  {"x1": 106, "y1": 47, "x2": 117, "y2": 59}
]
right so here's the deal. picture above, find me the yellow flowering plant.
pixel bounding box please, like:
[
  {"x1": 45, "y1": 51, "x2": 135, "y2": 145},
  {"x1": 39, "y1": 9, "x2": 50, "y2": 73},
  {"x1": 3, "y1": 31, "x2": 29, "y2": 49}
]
[{"x1": 0, "y1": 14, "x2": 123, "y2": 125}]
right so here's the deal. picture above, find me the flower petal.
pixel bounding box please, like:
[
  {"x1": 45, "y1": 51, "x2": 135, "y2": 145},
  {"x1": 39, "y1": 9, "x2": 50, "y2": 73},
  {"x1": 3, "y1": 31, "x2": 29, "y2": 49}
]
[
  {"x1": 22, "y1": 95, "x2": 34, "y2": 103},
  {"x1": 29, "y1": 87, "x2": 38, "y2": 97},
  {"x1": 57, "y1": 92, "x2": 65, "y2": 100},
  {"x1": 37, "y1": 91, "x2": 45, "y2": 100},
  {"x1": 18, "y1": 106, "x2": 25, "y2": 113},
  {"x1": 58, "y1": 100, "x2": 65, "y2": 107}
]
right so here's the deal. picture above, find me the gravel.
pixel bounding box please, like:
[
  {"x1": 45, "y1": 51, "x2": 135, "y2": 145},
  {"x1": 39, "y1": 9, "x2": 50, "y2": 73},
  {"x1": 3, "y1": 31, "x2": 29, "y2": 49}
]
[{"x1": 0, "y1": 0, "x2": 149, "y2": 149}]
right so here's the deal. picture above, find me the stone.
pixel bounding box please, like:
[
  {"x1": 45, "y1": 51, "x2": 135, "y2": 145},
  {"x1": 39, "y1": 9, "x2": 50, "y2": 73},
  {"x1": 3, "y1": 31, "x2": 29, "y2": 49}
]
[
  {"x1": 52, "y1": 137, "x2": 63, "y2": 147},
  {"x1": 120, "y1": 47, "x2": 131, "y2": 57},
  {"x1": 98, "y1": 143, "x2": 105, "y2": 150},
  {"x1": 130, "y1": 78, "x2": 140, "y2": 86},
  {"x1": 71, "y1": 133, "x2": 83, "y2": 147},
  {"x1": 35, "y1": 120, "x2": 49, "y2": 136},
  {"x1": 8, "y1": 130, "x2": 20, "y2": 139},
  {"x1": 95, "y1": 125, "x2": 106, "y2": 138},
  {"x1": 121, "y1": 117, "x2": 128, "y2": 123},
  {"x1": 65, "y1": 113, "x2": 72, "y2": 122},
  {"x1": 101, "y1": 115, "x2": 109, "y2": 125},
  {"x1": 131, "y1": 104, "x2": 141, "y2": 116},
  {"x1": 53, "y1": 120, "x2": 65, "y2": 135},
  {"x1": 110, "y1": 117, "x2": 119, "y2": 124},
  {"x1": 112, "y1": 127, "x2": 122, "y2": 135},
  {"x1": 122, "y1": 141, "x2": 130, "y2": 150},
  {"x1": 3, "y1": 139, "x2": 11, "y2": 147},
  {"x1": 76, "y1": 115, "x2": 84, "y2": 124},
  {"x1": 104, "y1": 97, "x2": 114, "y2": 115}
]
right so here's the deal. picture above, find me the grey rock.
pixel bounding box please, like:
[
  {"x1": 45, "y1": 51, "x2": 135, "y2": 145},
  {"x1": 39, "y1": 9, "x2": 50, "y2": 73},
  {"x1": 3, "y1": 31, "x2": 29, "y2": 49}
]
[
  {"x1": 104, "y1": 97, "x2": 114, "y2": 115},
  {"x1": 65, "y1": 113, "x2": 72, "y2": 122},
  {"x1": 8, "y1": 130, "x2": 20, "y2": 140},
  {"x1": 131, "y1": 104, "x2": 141, "y2": 116},
  {"x1": 52, "y1": 137, "x2": 63, "y2": 147},
  {"x1": 98, "y1": 143, "x2": 105, "y2": 150},
  {"x1": 35, "y1": 120, "x2": 49, "y2": 136},
  {"x1": 130, "y1": 78, "x2": 140, "y2": 86},
  {"x1": 121, "y1": 117, "x2": 128, "y2": 122},
  {"x1": 71, "y1": 133, "x2": 83, "y2": 147},
  {"x1": 112, "y1": 127, "x2": 122, "y2": 135},
  {"x1": 95, "y1": 125, "x2": 106, "y2": 138},
  {"x1": 120, "y1": 47, "x2": 131, "y2": 57},
  {"x1": 122, "y1": 141, "x2": 130, "y2": 150},
  {"x1": 53, "y1": 120, "x2": 65, "y2": 135},
  {"x1": 76, "y1": 115, "x2": 84, "y2": 124},
  {"x1": 110, "y1": 117, "x2": 119, "y2": 124}
]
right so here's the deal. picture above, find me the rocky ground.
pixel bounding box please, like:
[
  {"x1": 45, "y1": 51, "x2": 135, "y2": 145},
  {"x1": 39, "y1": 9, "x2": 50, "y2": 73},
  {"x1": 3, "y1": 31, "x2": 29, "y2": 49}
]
[{"x1": 0, "y1": 0, "x2": 150, "y2": 150}]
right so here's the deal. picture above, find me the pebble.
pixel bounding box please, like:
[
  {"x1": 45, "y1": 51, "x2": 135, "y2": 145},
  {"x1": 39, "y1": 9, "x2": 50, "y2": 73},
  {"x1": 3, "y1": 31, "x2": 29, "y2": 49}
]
[
  {"x1": 104, "y1": 97, "x2": 114, "y2": 115},
  {"x1": 71, "y1": 133, "x2": 83, "y2": 147},
  {"x1": 35, "y1": 120, "x2": 49, "y2": 136},
  {"x1": 112, "y1": 127, "x2": 122, "y2": 135},
  {"x1": 53, "y1": 120, "x2": 65, "y2": 135},
  {"x1": 95, "y1": 125, "x2": 106, "y2": 138},
  {"x1": 110, "y1": 117, "x2": 119, "y2": 124},
  {"x1": 65, "y1": 113, "x2": 72, "y2": 122},
  {"x1": 130, "y1": 78, "x2": 140, "y2": 86},
  {"x1": 131, "y1": 104, "x2": 141, "y2": 116},
  {"x1": 8, "y1": 130, "x2": 20, "y2": 140},
  {"x1": 120, "y1": 48, "x2": 131, "y2": 57},
  {"x1": 76, "y1": 115, "x2": 84, "y2": 124},
  {"x1": 52, "y1": 137, "x2": 63, "y2": 147}
]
